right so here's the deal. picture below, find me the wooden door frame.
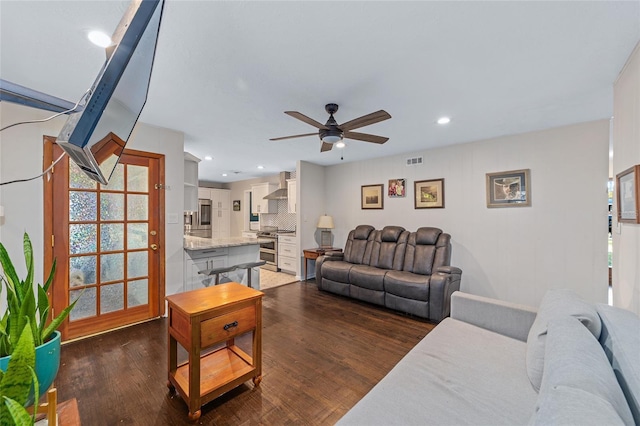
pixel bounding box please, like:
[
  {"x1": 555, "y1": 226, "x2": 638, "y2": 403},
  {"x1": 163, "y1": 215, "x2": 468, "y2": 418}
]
[{"x1": 43, "y1": 136, "x2": 166, "y2": 338}]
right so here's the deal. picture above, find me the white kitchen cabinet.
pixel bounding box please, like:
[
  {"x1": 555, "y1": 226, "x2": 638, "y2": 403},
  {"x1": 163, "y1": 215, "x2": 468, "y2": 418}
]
[
  {"x1": 183, "y1": 248, "x2": 228, "y2": 291},
  {"x1": 198, "y1": 187, "x2": 211, "y2": 200},
  {"x1": 212, "y1": 208, "x2": 230, "y2": 239},
  {"x1": 251, "y1": 182, "x2": 277, "y2": 214},
  {"x1": 242, "y1": 232, "x2": 258, "y2": 239},
  {"x1": 184, "y1": 153, "x2": 200, "y2": 212},
  {"x1": 287, "y1": 179, "x2": 297, "y2": 213},
  {"x1": 211, "y1": 188, "x2": 230, "y2": 210},
  {"x1": 198, "y1": 188, "x2": 229, "y2": 207},
  {"x1": 278, "y1": 234, "x2": 298, "y2": 274}
]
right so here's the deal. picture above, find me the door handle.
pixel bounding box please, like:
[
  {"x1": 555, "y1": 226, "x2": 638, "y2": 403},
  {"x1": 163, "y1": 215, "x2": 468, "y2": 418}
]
[{"x1": 150, "y1": 244, "x2": 158, "y2": 251}]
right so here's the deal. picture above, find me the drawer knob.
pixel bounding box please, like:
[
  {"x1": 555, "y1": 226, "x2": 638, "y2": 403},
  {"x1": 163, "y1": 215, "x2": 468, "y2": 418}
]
[{"x1": 223, "y1": 321, "x2": 238, "y2": 331}]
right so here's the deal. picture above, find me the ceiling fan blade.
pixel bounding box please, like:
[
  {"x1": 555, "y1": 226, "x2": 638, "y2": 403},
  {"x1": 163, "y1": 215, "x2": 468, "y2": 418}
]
[
  {"x1": 344, "y1": 131, "x2": 389, "y2": 144},
  {"x1": 320, "y1": 142, "x2": 333, "y2": 152},
  {"x1": 270, "y1": 133, "x2": 318, "y2": 141},
  {"x1": 338, "y1": 110, "x2": 391, "y2": 131},
  {"x1": 285, "y1": 111, "x2": 329, "y2": 130}
]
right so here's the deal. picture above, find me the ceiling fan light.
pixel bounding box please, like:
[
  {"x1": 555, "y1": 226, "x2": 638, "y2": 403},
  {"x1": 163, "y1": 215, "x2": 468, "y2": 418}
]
[
  {"x1": 336, "y1": 141, "x2": 346, "y2": 148},
  {"x1": 322, "y1": 135, "x2": 342, "y2": 143}
]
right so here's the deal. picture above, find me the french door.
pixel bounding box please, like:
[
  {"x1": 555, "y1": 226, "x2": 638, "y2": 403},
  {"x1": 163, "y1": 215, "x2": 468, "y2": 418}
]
[{"x1": 45, "y1": 137, "x2": 165, "y2": 340}]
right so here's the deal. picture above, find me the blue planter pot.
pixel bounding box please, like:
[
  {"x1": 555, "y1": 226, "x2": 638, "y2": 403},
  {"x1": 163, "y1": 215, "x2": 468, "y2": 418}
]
[{"x1": 0, "y1": 331, "x2": 61, "y2": 405}]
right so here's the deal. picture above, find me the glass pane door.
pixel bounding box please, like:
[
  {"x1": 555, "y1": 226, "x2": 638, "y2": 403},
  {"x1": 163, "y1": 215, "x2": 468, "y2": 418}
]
[{"x1": 51, "y1": 143, "x2": 162, "y2": 340}]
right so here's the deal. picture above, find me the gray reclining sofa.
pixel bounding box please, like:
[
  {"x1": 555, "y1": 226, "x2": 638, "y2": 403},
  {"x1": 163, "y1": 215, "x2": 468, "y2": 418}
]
[{"x1": 315, "y1": 225, "x2": 462, "y2": 322}]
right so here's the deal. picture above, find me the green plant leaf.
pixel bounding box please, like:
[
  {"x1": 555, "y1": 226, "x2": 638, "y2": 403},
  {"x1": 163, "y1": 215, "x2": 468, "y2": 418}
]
[
  {"x1": 42, "y1": 293, "x2": 81, "y2": 342},
  {"x1": 0, "y1": 320, "x2": 35, "y2": 423},
  {"x1": 16, "y1": 291, "x2": 36, "y2": 348},
  {"x1": 3, "y1": 397, "x2": 32, "y2": 426},
  {"x1": 0, "y1": 245, "x2": 20, "y2": 300},
  {"x1": 42, "y1": 259, "x2": 55, "y2": 294},
  {"x1": 27, "y1": 366, "x2": 38, "y2": 425},
  {"x1": 35, "y1": 286, "x2": 49, "y2": 343},
  {"x1": 21, "y1": 234, "x2": 33, "y2": 307}
]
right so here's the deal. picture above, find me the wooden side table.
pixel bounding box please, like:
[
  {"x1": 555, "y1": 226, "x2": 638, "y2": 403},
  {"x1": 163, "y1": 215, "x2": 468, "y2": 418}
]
[
  {"x1": 166, "y1": 282, "x2": 264, "y2": 421},
  {"x1": 303, "y1": 248, "x2": 343, "y2": 281}
]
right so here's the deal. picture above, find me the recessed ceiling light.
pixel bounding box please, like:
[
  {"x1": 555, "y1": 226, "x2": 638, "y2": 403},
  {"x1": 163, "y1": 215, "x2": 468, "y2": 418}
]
[
  {"x1": 437, "y1": 117, "x2": 451, "y2": 125},
  {"x1": 204, "y1": 156, "x2": 213, "y2": 161},
  {"x1": 336, "y1": 142, "x2": 346, "y2": 148},
  {"x1": 88, "y1": 30, "x2": 111, "y2": 48},
  {"x1": 222, "y1": 173, "x2": 228, "y2": 177},
  {"x1": 257, "y1": 165, "x2": 264, "y2": 169}
]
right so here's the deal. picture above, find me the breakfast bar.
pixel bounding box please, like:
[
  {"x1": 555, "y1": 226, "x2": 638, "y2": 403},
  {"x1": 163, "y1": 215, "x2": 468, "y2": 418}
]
[{"x1": 183, "y1": 236, "x2": 263, "y2": 291}]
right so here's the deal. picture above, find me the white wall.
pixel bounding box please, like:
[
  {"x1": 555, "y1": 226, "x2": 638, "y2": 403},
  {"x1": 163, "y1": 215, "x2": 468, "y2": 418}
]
[
  {"x1": 612, "y1": 41, "x2": 640, "y2": 315},
  {"x1": 322, "y1": 120, "x2": 610, "y2": 307},
  {"x1": 0, "y1": 102, "x2": 185, "y2": 303},
  {"x1": 298, "y1": 160, "x2": 326, "y2": 279}
]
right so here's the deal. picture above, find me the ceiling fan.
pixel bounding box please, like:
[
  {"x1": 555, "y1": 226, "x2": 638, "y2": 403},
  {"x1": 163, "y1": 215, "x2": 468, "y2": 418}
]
[{"x1": 270, "y1": 103, "x2": 391, "y2": 152}]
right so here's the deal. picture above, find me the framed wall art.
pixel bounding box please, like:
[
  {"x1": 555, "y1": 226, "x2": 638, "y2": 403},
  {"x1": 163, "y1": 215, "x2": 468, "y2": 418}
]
[
  {"x1": 486, "y1": 169, "x2": 531, "y2": 208},
  {"x1": 361, "y1": 184, "x2": 384, "y2": 209},
  {"x1": 388, "y1": 178, "x2": 406, "y2": 197},
  {"x1": 414, "y1": 178, "x2": 445, "y2": 209},
  {"x1": 233, "y1": 200, "x2": 241, "y2": 211},
  {"x1": 616, "y1": 165, "x2": 640, "y2": 223}
]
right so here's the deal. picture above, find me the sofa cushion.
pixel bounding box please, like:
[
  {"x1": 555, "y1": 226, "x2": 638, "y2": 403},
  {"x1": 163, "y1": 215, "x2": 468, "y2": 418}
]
[
  {"x1": 322, "y1": 261, "x2": 355, "y2": 283},
  {"x1": 526, "y1": 289, "x2": 602, "y2": 391},
  {"x1": 531, "y1": 316, "x2": 634, "y2": 425},
  {"x1": 369, "y1": 227, "x2": 408, "y2": 270},
  {"x1": 381, "y1": 226, "x2": 405, "y2": 242},
  {"x1": 415, "y1": 227, "x2": 441, "y2": 245},
  {"x1": 349, "y1": 265, "x2": 387, "y2": 291},
  {"x1": 597, "y1": 303, "x2": 640, "y2": 425},
  {"x1": 384, "y1": 271, "x2": 430, "y2": 301},
  {"x1": 343, "y1": 225, "x2": 375, "y2": 265},
  {"x1": 354, "y1": 224, "x2": 375, "y2": 240},
  {"x1": 338, "y1": 318, "x2": 537, "y2": 425}
]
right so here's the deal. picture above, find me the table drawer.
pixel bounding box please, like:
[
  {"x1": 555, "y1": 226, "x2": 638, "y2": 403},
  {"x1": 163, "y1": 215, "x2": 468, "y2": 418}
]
[{"x1": 201, "y1": 305, "x2": 256, "y2": 346}]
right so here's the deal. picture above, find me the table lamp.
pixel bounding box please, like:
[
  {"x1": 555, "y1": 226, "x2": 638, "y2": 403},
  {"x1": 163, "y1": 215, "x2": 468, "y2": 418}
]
[{"x1": 317, "y1": 215, "x2": 334, "y2": 248}]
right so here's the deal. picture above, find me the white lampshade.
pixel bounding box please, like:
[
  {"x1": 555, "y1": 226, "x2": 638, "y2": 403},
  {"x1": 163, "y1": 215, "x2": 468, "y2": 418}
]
[{"x1": 317, "y1": 215, "x2": 334, "y2": 229}]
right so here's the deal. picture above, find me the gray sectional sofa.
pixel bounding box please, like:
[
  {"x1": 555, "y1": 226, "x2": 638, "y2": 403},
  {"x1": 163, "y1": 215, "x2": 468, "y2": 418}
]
[
  {"x1": 315, "y1": 225, "x2": 462, "y2": 322},
  {"x1": 338, "y1": 290, "x2": 640, "y2": 425}
]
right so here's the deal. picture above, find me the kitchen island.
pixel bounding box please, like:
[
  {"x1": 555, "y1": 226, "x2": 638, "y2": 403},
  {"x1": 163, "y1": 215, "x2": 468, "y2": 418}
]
[{"x1": 183, "y1": 236, "x2": 263, "y2": 291}]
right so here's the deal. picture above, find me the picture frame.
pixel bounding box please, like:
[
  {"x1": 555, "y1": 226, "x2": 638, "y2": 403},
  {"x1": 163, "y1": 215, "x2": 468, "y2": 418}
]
[
  {"x1": 414, "y1": 178, "x2": 445, "y2": 209},
  {"x1": 361, "y1": 184, "x2": 384, "y2": 209},
  {"x1": 486, "y1": 169, "x2": 531, "y2": 208},
  {"x1": 388, "y1": 178, "x2": 406, "y2": 197},
  {"x1": 233, "y1": 200, "x2": 241, "y2": 211},
  {"x1": 616, "y1": 165, "x2": 640, "y2": 224}
]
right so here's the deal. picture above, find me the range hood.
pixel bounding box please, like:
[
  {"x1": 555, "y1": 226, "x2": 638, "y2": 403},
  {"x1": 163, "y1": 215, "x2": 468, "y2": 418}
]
[{"x1": 264, "y1": 171, "x2": 291, "y2": 200}]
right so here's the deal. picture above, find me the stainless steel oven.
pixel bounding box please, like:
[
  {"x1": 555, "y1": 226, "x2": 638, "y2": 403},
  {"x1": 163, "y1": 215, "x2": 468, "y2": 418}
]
[
  {"x1": 184, "y1": 198, "x2": 213, "y2": 238},
  {"x1": 257, "y1": 227, "x2": 278, "y2": 271}
]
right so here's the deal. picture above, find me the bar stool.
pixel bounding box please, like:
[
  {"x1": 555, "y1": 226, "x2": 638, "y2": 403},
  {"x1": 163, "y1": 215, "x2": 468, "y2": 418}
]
[
  {"x1": 234, "y1": 261, "x2": 266, "y2": 289},
  {"x1": 199, "y1": 265, "x2": 237, "y2": 286}
]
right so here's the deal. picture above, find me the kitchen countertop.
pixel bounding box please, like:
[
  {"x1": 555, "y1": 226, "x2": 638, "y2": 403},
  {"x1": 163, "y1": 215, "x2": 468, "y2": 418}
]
[{"x1": 184, "y1": 236, "x2": 264, "y2": 251}]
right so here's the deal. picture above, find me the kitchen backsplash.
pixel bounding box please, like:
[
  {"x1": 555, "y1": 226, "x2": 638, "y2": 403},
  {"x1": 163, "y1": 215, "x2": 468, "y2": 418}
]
[{"x1": 260, "y1": 198, "x2": 296, "y2": 231}]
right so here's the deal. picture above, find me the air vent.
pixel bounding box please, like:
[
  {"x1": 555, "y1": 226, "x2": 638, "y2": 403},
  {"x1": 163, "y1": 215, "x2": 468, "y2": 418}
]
[{"x1": 406, "y1": 156, "x2": 423, "y2": 166}]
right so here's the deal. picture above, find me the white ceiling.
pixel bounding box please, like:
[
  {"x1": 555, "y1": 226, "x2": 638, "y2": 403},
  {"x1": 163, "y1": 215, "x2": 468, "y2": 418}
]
[{"x1": 1, "y1": 1, "x2": 639, "y2": 183}]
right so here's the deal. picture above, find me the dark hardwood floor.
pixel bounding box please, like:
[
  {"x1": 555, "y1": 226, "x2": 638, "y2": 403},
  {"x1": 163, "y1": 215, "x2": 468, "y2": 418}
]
[{"x1": 56, "y1": 281, "x2": 435, "y2": 425}]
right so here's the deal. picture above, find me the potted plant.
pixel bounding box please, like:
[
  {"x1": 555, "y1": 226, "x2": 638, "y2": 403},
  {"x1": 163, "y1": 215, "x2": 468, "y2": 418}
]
[
  {"x1": 0, "y1": 232, "x2": 79, "y2": 403},
  {"x1": 0, "y1": 320, "x2": 39, "y2": 425}
]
